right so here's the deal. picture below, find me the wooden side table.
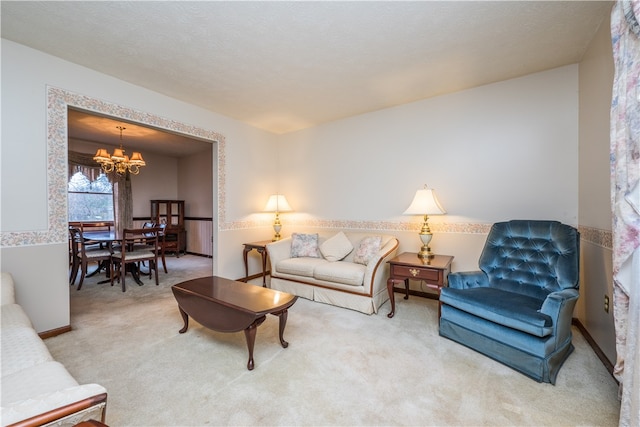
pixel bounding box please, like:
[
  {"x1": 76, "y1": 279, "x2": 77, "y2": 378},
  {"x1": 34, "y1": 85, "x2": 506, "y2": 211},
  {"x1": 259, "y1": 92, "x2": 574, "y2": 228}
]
[
  {"x1": 242, "y1": 240, "x2": 272, "y2": 287},
  {"x1": 386, "y1": 252, "x2": 454, "y2": 318}
]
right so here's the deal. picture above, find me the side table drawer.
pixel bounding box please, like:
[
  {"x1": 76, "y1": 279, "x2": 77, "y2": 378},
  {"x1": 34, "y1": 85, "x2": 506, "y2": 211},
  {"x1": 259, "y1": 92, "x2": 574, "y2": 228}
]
[{"x1": 391, "y1": 264, "x2": 440, "y2": 281}]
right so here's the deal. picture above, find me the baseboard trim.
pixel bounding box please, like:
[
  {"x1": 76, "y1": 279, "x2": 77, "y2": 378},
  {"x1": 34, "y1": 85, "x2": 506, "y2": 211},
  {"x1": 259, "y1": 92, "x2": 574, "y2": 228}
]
[
  {"x1": 572, "y1": 318, "x2": 616, "y2": 381},
  {"x1": 39, "y1": 325, "x2": 72, "y2": 339},
  {"x1": 185, "y1": 251, "x2": 212, "y2": 258}
]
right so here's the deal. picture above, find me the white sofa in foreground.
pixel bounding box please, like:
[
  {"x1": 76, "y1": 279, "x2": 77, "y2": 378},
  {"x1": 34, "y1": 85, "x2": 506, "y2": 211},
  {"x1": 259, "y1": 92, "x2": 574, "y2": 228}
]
[
  {"x1": 1, "y1": 272, "x2": 107, "y2": 427},
  {"x1": 267, "y1": 231, "x2": 399, "y2": 314}
]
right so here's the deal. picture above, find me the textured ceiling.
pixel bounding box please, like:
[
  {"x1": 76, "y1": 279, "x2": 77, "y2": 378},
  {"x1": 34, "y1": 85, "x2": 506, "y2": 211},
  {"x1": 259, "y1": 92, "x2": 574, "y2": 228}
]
[
  {"x1": 67, "y1": 109, "x2": 212, "y2": 157},
  {"x1": 2, "y1": 1, "x2": 612, "y2": 137}
]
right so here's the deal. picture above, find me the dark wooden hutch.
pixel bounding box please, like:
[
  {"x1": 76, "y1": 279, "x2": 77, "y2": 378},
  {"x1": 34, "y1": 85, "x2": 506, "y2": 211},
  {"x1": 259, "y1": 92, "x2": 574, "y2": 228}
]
[{"x1": 150, "y1": 200, "x2": 186, "y2": 256}]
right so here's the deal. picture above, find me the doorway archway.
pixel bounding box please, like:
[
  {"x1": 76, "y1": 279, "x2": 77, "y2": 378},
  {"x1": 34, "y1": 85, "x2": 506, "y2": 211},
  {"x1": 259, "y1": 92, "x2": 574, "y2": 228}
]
[{"x1": 48, "y1": 86, "x2": 223, "y2": 299}]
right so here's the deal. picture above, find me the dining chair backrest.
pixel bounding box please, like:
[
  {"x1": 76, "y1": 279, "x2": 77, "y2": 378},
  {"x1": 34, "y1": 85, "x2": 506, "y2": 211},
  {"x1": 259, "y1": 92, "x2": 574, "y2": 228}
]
[
  {"x1": 142, "y1": 222, "x2": 160, "y2": 244},
  {"x1": 154, "y1": 223, "x2": 169, "y2": 274},
  {"x1": 121, "y1": 227, "x2": 160, "y2": 262},
  {"x1": 69, "y1": 226, "x2": 91, "y2": 257}
]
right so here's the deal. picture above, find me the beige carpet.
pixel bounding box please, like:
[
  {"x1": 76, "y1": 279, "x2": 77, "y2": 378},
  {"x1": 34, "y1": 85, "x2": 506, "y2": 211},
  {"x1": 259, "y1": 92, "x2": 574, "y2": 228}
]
[{"x1": 49, "y1": 255, "x2": 620, "y2": 426}]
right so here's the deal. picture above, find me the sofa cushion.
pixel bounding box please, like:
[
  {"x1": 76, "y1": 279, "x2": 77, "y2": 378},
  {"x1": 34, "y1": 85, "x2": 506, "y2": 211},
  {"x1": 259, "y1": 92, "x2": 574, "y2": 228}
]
[
  {"x1": 313, "y1": 261, "x2": 366, "y2": 286},
  {"x1": 290, "y1": 233, "x2": 321, "y2": 258},
  {"x1": 1, "y1": 361, "x2": 79, "y2": 406},
  {"x1": 1, "y1": 303, "x2": 34, "y2": 329},
  {"x1": 1, "y1": 326, "x2": 54, "y2": 376},
  {"x1": 353, "y1": 236, "x2": 382, "y2": 265},
  {"x1": 320, "y1": 232, "x2": 354, "y2": 262},
  {"x1": 439, "y1": 287, "x2": 553, "y2": 337},
  {"x1": 277, "y1": 257, "x2": 328, "y2": 277}
]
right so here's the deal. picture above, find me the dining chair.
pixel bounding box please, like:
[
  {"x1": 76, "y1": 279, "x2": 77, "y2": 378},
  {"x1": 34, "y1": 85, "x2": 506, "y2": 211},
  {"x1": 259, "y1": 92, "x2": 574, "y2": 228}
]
[
  {"x1": 111, "y1": 227, "x2": 161, "y2": 292},
  {"x1": 156, "y1": 223, "x2": 169, "y2": 274},
  {"x1": 68, "y1": 227, "x2": 114, "y2": 290},
  {"x1": 133, "y1": 222, "x2": 162, "y2": 272}
]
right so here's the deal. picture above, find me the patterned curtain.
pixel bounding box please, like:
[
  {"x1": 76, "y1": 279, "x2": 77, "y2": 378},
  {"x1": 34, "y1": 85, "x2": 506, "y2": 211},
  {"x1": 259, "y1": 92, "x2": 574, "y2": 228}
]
[
  {"x1": 113, "y1": 171, "x2": 133, "y2": 234},
  {"x1": 610, "y1": 1, "x2": 640, "y2": 426},
  {"x1": 68, "y1": 150, "x2": 106, "y2": 182}
]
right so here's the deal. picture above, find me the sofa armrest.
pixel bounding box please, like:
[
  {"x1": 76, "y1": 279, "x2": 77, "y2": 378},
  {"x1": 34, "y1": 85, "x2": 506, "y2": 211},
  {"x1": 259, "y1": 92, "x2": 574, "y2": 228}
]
[
  {"x1": 362, "y1": 238, "x2": 399, "y2": 294},
  {"x1": 448, "y1": 271, "x2": 489, "y2": 289},
  {"x1": 266, "y1": 238, "x2": 292, "y2": 277},
  {"x1": 2, "y1": 272, "x2": 16, "y2": 305},
  {"x1": 2, "y1": 384, "x2": 107, "y2": 427}
]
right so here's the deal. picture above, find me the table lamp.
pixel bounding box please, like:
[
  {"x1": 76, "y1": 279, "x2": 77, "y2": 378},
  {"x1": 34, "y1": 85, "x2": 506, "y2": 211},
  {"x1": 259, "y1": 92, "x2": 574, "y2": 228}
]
[
  {"x1": 403, "y1": 185, "x2": 446, "y2": 259},
  {"x1": 264, "y1": 194, "x2": 293, "y2": 241}
]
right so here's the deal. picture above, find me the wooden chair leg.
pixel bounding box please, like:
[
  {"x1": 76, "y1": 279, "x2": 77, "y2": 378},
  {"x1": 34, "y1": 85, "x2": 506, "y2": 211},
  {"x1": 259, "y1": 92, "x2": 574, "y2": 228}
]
[
  {"x1": 110, "y1": 260, "x2": 117, "y2": 287},
  {"x1": 154, "y1": 261, "x2": 159, "y2": 286},
  {"x1": 121, "y1": 261, "x2": 126, "y2": 292},
  {"x1": 76, "y1": 260, "x2": 87, "y2": 291},
  {"x1": 69, "y1": 257, "x2": 79, "y2": 286},
  {"x1": 161, "y1": 248, "x2": 168, "y2": 274}
]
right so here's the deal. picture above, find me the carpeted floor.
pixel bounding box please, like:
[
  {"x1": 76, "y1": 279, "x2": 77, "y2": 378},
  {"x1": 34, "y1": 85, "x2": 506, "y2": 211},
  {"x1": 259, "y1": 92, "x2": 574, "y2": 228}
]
[{"x1": 48, "y1": 255, "x2": 620, "y2": 426}]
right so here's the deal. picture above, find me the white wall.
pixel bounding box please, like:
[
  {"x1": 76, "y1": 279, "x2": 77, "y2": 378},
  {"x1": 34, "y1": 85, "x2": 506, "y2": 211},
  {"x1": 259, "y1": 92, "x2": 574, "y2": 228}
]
[
  {"x1": 278, "y1": 65, "x2": 579, "y2": 274},
  {"x1": 577, "y1": 14, "x2": 616, "y2": 364},
  {"x1": 1, "y1": 39, "x2": 277, "y2": 332},
  {"x1": 179, "y1": 148, "x2": 214, "y2": 218}
]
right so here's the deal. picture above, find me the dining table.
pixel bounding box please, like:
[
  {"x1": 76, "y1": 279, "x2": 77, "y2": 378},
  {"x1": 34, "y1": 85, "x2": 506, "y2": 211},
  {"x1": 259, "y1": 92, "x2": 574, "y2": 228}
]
[{"x1": 81, "y1": 230, "x2": 148, "y2": 286}]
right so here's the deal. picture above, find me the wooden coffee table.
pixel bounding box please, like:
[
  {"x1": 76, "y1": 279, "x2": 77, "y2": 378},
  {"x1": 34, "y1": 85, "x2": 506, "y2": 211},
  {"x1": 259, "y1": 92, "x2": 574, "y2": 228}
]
[{"x1": 171, "y1": 276, "x2": 298, "y2": 370}]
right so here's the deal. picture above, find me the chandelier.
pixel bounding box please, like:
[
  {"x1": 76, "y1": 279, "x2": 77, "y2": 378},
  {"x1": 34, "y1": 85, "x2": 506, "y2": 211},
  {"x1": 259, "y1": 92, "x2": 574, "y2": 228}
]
[{"x1": 93, "y1": 126, "x2": 146, "y2": 175}]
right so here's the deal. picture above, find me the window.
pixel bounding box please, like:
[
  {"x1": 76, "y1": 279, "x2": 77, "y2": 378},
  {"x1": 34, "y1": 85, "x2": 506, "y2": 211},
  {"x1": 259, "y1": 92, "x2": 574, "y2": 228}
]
[{"x1": 68, "y1": 171, "x2": 114, "y2": 222}]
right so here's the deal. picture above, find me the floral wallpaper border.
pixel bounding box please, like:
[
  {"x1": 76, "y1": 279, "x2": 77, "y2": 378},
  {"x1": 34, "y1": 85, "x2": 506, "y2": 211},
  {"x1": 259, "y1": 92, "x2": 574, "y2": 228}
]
[
  {"x1": 140, "y1": 213, "x2": 615, "y2": 248},
  {"x1": 578, "y1": 225, "x2": 613, "y2": 249},
  {"x1": 224, "y1": 219, "x2": 613, "y2": 249},
  {"x1": 0, "y1": 86, "x2": 225, "y2": 248},
  {"x1": 0, "y1": 88, "x2": 613, "y2": 253}
]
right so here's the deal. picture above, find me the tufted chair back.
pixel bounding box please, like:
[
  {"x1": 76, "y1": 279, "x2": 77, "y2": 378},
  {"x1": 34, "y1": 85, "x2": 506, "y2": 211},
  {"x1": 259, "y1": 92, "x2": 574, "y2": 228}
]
[{"x1": 478, "y1": 220, "x2": 580, "y2": 300}]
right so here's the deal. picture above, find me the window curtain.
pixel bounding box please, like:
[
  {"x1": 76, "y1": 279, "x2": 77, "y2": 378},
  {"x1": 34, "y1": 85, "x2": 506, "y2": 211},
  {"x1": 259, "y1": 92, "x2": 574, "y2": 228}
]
[
  {"x1": 68, "y1": 150, "x2": 133, "y2": 232},
  {"x1": 68, "y1": 150, "x2": 105, "y2": 182},
  {"x1": 113, "y1": 171, "x2": 133, "y2": 234},
  {"x1": 610, "y1": 1, "x2": 640, "y2": 426}
]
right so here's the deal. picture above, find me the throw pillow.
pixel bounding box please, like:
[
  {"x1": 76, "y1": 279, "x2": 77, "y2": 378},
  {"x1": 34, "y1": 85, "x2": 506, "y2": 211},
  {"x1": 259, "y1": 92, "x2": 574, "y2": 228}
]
[
  {"x1": 353, "y1": 236, "x2": 383, "y2": 265},
  {"x1": 320, "y1": 231, "x2": 354, "y2": 262},
  {"x1": 290, "y1": 233, "x2": 321, "y2": 258}
]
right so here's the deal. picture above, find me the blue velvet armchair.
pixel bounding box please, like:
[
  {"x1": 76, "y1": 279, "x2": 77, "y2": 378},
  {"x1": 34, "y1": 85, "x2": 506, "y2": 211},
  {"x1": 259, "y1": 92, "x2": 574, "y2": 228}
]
[{"x1": 439, "y1": 220, "x2": 580, "y2": 384}]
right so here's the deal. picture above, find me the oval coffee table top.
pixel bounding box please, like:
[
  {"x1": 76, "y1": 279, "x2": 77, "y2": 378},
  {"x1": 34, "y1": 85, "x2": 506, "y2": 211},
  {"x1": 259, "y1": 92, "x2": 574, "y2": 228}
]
[{"x1": 172, "y1": 275, "x2": 297, "y2": 315}]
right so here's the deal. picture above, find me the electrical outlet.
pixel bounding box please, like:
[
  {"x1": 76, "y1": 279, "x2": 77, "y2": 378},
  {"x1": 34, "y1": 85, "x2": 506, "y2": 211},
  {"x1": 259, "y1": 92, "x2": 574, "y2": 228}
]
[{"x1": 604, "y1": 295, "x2": 610, "y2": 313}]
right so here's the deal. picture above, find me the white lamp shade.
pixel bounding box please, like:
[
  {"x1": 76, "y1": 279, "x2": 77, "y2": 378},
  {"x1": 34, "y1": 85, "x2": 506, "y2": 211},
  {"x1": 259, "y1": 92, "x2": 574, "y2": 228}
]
[
  {"x1": 264, "y1": 194, "x2": 293, "y2": 213},
  {"x1": 403, "y1": 188, "x2": 446, "y2": 215}
]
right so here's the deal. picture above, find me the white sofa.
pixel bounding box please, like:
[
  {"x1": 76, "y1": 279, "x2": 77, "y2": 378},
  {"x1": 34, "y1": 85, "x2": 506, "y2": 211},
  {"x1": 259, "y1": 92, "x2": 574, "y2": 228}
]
[
  {"x1": 267, "y1": 231, "x2": 399, "y2": 314},
  {"x1": 1, "y1": 272, "x2": 107, "y2": 427}
]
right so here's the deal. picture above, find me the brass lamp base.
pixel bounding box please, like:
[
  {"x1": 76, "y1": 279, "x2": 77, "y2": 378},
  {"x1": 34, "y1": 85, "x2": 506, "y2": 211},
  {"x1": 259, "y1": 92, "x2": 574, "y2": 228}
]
[
  {"x1": 417, "y1": 245, "x2": 434, "y2": 259},
  {"x1": 416, "y1": 216, "x2": 434, "y2": 259},
  {"x1": 272, "y1": 212, "x2": 282, "y2": 241}
]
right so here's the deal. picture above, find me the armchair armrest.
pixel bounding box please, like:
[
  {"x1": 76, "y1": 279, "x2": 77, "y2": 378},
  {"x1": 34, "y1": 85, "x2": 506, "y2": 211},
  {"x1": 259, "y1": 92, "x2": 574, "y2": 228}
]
[
  {"x1": 539, "y1": 289, "x2": 580, "y2": 317},
  {"x1": 539, "y1": 288, "x2": 579, "y2": 345},
  {"x1": 448, "y1": 271, "x2": 489, "y2": 289}
]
